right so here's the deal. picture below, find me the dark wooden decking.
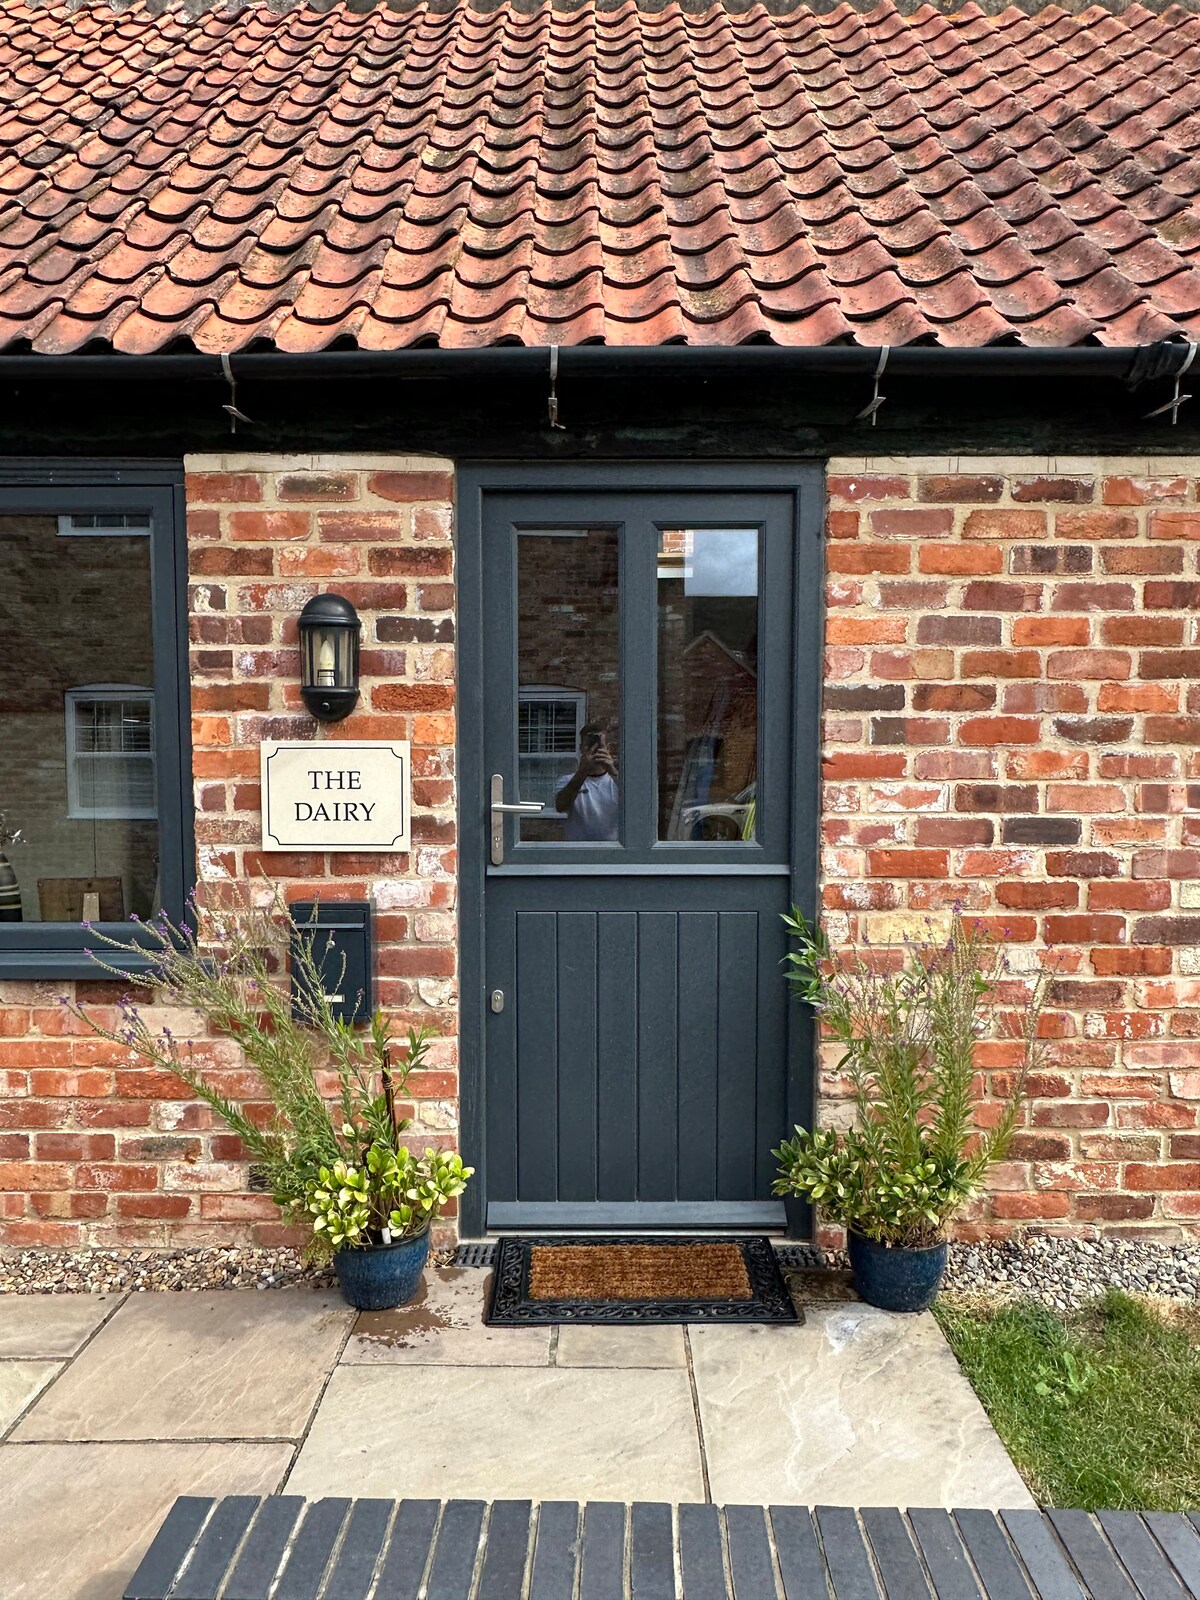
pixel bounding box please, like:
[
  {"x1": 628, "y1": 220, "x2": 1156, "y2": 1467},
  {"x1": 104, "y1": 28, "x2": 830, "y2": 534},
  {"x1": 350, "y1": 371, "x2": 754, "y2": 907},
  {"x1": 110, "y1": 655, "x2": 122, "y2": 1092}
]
[{"x1": 124, "y1": 1497, "x2": 1200, "y2": 1600}]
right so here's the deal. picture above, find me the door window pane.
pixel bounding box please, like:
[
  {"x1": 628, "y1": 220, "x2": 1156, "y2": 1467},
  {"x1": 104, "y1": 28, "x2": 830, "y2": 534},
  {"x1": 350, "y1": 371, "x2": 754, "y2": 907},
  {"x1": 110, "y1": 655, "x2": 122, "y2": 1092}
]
[
  {"x1": 516, "y1": 528, "x2": 620, "y2": 843},
  {"x1": 658, "y1": 527, "x2": 759, "y2": 842},
  {"x1": 0, "y1": 514, "x2": 159, "y2": 921}
]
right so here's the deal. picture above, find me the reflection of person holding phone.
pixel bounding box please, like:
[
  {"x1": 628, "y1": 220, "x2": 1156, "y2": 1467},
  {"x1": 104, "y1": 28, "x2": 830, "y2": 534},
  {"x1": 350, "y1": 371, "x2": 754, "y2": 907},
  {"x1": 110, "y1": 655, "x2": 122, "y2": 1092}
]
[{"x1": 554, "y1": 721, "x2": 618, "y2": 841}]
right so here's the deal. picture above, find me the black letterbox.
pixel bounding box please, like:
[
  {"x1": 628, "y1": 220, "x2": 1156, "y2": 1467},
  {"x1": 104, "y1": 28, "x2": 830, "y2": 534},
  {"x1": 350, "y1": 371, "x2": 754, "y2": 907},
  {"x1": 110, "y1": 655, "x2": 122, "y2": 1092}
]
[{"x1": 290, "y1": 901, "x2": 373, "y2": 1026}]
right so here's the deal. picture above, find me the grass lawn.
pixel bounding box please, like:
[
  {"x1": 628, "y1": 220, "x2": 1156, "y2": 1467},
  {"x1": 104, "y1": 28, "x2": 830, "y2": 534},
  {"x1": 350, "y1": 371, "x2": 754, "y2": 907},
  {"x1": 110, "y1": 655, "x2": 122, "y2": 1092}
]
[{"x1": 935, "y1": 1289, "x2": 1200, "y2": 1511}]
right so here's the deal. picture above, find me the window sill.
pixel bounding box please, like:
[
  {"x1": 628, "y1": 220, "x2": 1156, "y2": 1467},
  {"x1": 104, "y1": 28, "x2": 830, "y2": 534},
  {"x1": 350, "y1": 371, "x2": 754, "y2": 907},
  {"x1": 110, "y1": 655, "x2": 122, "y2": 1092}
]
[{"x1": 0, "y1": 947, "x2": 160, "y2": 983}]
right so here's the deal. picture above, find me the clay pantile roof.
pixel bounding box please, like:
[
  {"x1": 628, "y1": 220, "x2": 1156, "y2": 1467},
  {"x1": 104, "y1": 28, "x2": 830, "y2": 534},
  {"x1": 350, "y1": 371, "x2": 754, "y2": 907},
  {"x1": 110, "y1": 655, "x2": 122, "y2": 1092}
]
[{"x1": 1, "y1": 0, "x2": 1199, "y2": 352}]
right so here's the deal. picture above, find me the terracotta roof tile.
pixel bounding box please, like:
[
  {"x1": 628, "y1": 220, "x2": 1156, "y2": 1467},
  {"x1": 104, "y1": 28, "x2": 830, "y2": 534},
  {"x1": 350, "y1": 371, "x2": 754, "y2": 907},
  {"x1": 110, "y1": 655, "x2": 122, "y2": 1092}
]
[{"x1": 1, "y1": 0, "x2": 1198, "y2": 352}]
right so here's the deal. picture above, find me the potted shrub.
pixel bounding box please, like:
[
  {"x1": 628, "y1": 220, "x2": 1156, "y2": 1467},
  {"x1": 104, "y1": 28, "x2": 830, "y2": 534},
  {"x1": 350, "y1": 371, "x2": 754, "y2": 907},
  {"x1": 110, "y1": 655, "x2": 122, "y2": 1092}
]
[
  {"x1": 774, "y1": 911, "x2": 1049, "y2": 1312},
  {"x1": 70, "y1": 891, "x2": 472, "y2": 1311}
]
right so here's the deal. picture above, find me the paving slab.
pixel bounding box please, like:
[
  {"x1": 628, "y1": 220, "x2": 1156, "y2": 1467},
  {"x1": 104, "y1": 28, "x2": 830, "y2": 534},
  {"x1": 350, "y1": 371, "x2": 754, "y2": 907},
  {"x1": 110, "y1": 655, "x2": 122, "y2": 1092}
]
[
  {"x1": 555, "y1": 1323, "x2": 687, "y2": 1368},
  {"x1": 13, "y1": 1289, "x2": 353, "y2": 1443},
  {"x1": 0, "y1": 1292, "x2": 122, "y2": 1357},
  {"x1": 0, "y1": 1440, "x2": 291, "y2": 1600},
  {"x1": 341, "y1": 1267, "x2": 551, "y2": 1366},
  {"x1": 691, "y1": 1305, "x2": 1034, "y2": 1509},
  {"x1": 287, "y1": 1363, "x2": 706, "y2": 1502},
  {"x1": 0, "y1": 1361, "x2": 61, "y2": 1434}
]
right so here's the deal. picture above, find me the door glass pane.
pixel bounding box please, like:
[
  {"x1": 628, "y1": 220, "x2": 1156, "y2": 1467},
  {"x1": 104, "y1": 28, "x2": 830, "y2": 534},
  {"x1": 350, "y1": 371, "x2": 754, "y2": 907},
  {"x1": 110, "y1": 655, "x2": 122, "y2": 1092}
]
[
  {"x1": 658, "y1": 527, "x2": 758, "y2": 842},
  {"x1": 516, "y1": 527, "x2": 620, "y2": 843},
  {"x1": 0, "y1": 513, "x2": 159, "y2": 921}
]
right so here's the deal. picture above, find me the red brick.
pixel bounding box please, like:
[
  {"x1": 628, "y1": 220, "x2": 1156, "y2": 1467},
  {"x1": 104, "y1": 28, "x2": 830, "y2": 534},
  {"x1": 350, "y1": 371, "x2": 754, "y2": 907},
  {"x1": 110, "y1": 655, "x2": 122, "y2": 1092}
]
[
  {"x1": 959, "y1": 717, "x2": 1041, "y2": 745},
  {"x1": 1054, "y1": 511, "x2": 1138, "y2": 540},
  {"x1": 367, "y1": 471, "x2": 454, "y2": 503},
  {"x1": 1013, "y1": 476, "x2": 1096, "y2": 503},
  {"x1": 869, "y1": 509, "x2": 954, "y2": 538},
  {"x1": 1102, "y1": 476, "x2": 1187, "y2": 505},
  {"x1": 185, "y1": 472, "x2": 264, "y2": 503},
  {"x1": 1012, "y1": 617, "x2": 1090, "y2": 646},
  {"x1": 917, "y1": 546, "x2": 1003, "y2": 575},
  {"x1": 1088, "y1": 881, "x2": 1171, "y2": 912},
  {"x1": 912, "y1": 684, "x2": 996, "y2": 712},
  {"x1": 1046, "y1": 649, "x2": 1131, "y2": 680},
  {"x1": 1148, "y1": 512, "x2": 1200, "y2": 540},
  {"x1": 1125, "y1": 1163, "x2": 1200, "y2": 1192},
  {"x1": 962, "y1": 510, "x2": 1047, "y2": 541},
  {"x1": 1045, "y1": 915, "x2": 1126, "y2": 945},
  {"x1": 960, "y1": 650, "x2": 1041, "y2": 679},
  {"x1": 996, "y1": 881, "x2": 1078, "y2": 910},
  {"x1": 1076, "y1": 1195, "x2": 1155, "y2": 1221},
  {"x1": 1101, "y1": 616, "x2": 1185, "y2": 647},
  {"x1": 865, "y1": 849, "x2": 949, "y2": 878},
  {"x1": 827, "y1": 547, "x2": 912, "y2": 575},
  {"x1": 227, "y1": 511, "x2": 311, "y2": 542},
  {"x1": 962, "y1": 581, "x2": 1043, "y2": 611},
  {"x1": 917, "y1": 475, "x2": 1004, "y2": 502}
]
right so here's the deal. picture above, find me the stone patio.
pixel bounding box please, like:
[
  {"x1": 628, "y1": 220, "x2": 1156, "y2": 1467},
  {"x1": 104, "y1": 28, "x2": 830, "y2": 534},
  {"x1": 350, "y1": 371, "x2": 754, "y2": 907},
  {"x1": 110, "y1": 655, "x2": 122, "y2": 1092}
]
[{"x1": 0, "y1": 1268, "x2": 1033, "y2": 1600}]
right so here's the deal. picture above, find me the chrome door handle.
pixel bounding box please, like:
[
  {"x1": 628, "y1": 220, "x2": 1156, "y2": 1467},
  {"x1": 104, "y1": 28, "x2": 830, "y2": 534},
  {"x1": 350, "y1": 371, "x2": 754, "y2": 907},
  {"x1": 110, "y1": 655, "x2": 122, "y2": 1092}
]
[{"x1": 490, "y1": 774, "x2": 543, "y2": 865}]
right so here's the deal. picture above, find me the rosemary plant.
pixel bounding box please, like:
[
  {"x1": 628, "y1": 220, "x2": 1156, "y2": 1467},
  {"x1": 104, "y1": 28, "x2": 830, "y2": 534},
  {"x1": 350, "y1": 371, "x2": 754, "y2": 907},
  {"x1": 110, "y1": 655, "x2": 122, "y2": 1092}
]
[
  {"x1": 774, "y1": 910, "x2": 1051, "y2": 1248},
  {"x1": 69, "y1": 891, "x2": 471, "y2": 1258}
]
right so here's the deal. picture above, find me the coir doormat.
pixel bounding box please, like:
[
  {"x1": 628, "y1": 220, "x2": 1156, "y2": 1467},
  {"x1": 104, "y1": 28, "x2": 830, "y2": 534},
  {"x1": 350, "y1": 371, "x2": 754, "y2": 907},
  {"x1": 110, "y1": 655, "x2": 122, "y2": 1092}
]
[{"x1": 485, "y1": 1236, "x2": 797, "y2": 1325}]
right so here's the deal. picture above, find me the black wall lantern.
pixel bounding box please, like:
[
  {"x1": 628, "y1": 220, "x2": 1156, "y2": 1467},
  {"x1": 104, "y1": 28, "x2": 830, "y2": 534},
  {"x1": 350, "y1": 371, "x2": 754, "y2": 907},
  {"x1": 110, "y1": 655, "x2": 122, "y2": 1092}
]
[{"x1": 298, "y1": 593, "x2": 361, "y2": 722}]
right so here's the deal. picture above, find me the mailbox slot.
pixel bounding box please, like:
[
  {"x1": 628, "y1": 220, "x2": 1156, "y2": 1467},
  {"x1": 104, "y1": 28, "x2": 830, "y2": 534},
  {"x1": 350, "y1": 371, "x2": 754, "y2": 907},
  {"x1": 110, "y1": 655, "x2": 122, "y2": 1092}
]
[{"x1": 290, "y1": 901, "x2": 373, "y2": 1025}]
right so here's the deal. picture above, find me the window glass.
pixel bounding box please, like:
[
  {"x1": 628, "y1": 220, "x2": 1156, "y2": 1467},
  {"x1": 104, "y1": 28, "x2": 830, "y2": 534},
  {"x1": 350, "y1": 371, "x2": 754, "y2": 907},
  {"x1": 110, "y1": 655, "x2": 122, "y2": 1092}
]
[
  {"x1": 657, "y1": 527, "x2": 759, "y2": 842},
  {"x1": 516, "y1": 528, "x2": 620, "y2": 843},
  {"x1": 0, "y1": 514, "x2": 159, "y2": 922}
]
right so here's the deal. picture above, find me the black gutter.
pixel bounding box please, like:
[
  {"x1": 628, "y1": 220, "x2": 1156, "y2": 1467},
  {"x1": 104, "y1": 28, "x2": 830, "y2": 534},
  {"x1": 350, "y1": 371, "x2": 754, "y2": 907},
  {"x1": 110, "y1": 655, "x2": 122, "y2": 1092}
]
[{"x1": 0, "y1": 344, "x2": 1174, "y2": 383}]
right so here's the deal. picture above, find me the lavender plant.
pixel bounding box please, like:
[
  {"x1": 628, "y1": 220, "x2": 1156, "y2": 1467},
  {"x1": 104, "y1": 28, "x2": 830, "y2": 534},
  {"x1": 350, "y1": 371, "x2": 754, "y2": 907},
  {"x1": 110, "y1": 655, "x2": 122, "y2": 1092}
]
[
  {"x1": 68, "y1": 891, "x2": 471, "y2": 1258},
  {"x1": 774, "y1": 911, "x2": 1051, "y2": 1248}
]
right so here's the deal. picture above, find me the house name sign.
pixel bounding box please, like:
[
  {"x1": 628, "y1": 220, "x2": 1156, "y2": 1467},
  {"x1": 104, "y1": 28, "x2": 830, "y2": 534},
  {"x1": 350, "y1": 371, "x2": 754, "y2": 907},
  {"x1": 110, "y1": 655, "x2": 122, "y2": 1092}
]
[{"x1": 260, "y1": 741, "x2": 410, "y2": 852}]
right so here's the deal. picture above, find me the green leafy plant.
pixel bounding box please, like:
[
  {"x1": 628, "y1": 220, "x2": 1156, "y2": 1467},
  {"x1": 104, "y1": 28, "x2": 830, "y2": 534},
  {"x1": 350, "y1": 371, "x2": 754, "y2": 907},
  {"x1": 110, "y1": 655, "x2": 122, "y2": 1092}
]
[
  {"x1": 68, "y1": 889, "x2": 472, "y2": 1260},
  {"x1": 773, "y1": 910, "x2": 1051, "y2": 1248}
]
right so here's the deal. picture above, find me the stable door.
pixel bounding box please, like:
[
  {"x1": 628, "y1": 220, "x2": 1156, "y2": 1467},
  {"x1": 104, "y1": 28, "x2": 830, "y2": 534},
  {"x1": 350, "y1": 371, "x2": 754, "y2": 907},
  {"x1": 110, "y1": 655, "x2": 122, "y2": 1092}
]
[{"x1": 460, "y1": 470, "x2": 819, "y2": 1232}]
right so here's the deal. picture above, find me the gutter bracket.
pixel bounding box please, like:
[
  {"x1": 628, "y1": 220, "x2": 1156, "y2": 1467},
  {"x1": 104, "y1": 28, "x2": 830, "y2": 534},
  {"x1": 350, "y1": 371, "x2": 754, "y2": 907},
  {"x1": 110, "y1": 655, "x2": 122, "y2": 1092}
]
[
  {"x1": 220, "y1": 352, "x2": 254, "y2": 433},
  {"x1": 1144, "y1": 341, "x2": 1196, "y2": 425},
  {"x1": 855, "y1": 346, "x2": 889, "y2": 426},
  {"x1": 547, "y1": 345, "x2": 565, "y2": 431}
]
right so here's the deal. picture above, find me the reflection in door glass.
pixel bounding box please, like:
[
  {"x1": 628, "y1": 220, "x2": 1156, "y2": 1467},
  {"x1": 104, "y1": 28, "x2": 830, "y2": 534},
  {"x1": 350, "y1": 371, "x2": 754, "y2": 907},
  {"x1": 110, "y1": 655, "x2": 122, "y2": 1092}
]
[
  {"x1": 658, "y1": 528, "x2": 758, "y2": 842},
  {"x1": 517, "y1": 528, "x2": 620, "y2": 843}
]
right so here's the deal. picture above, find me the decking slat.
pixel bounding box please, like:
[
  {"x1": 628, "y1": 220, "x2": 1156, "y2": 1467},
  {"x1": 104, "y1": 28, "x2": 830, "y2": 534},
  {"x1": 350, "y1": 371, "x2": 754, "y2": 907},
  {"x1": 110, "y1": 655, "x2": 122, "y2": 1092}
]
[
  {"x1": 814, "y1": 1506, "x2": 881, "y2": 1600},
  {"x1": 861, "y1": 1508, "x2": 931, "y2": 1600},
  {"x1": 171, "y1": 1495, "x2": 259, "y2": 1600},
  {"x1": 1046, "y1": 1510, "x2": 1138, "y2": 1600},
  {"x1": 770, "y1": 1507, "x2": 834, "y2": 1600},
  {"x1": 908, "y1": 1508, "x2": 984, "y2": 1600},
  {"x1": 273, "y1": 1498, "x2": 351, "y2": 1600},
  {"x1": 123, "y1": 1495, "x2": 214, "y2": 1600},
  {"x1": 1145, "y1": 1512, "x2": 1200, "y2": 1594},
  {"x1": 322, "y1": 1498, "x2": 393, "y2": 1600},
  {"x1": 953, "y1": 1510, "x2": 1031, "y2": 1600},
  {"x1": 630, "y1": 1502, "x2": 675, "y2": 1600},
  {"x1": 223, "y1": 1497, "x2": 306, "y2": 1600},
  {"x1": 528, "y1": 1502, "x2": 581, "y2": 1600},
  {"x1": 1000, "y1": 1510, "x2": 1085, "y2": 1600},
  {"x1": 724, "y1": 1505, "x2": 776, "y2": 1600},
  {"x1": 426, "y1": 1500, "x2": 487, "y2": 1600},
  {"x1": 580, "y1": 1502, "x2": 627, "y2": 1600},
  {"x1": 679, "y1": 1503, "x2": 728, "y2": 1600},
  {"x1": 373, "y1": 1499, "x2": 441, "y2": 1600},
  {"x1": 477, "y1": 1501, "x2": 533, "y2": 1600},
  {"x1": 1097, "y1": 1510, "x2": 1188, "y2": 1600}
]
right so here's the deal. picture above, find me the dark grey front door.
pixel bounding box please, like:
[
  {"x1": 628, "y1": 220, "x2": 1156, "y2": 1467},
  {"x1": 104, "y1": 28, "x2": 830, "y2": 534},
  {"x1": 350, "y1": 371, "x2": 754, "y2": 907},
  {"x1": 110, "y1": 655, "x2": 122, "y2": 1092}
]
[{"x1": 459, "y1": 469, "x2": 820, "y2": 1232}]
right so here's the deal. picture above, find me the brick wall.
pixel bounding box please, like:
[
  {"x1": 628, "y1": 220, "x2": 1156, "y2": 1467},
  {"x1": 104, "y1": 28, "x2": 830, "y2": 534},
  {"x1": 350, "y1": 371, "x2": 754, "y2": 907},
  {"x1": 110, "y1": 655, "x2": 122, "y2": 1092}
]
[
  {"x1": 822, "y1": 456, "x2": 1200, "y2": 1240},
  {"x1": 0, "y1": 455, "x2": 459, "y2": 1249}
]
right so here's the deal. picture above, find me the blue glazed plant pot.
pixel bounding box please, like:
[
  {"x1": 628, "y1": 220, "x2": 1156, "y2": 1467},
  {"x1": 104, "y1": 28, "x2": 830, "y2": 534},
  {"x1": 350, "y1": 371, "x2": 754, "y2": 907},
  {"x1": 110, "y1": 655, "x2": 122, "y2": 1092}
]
[
  {"x1": 847, "y1": 1229, "x2": 948, "y2": 1313},
  {"x1": 334, "y1": 1228, "x2": 431, "y2": 1312}
]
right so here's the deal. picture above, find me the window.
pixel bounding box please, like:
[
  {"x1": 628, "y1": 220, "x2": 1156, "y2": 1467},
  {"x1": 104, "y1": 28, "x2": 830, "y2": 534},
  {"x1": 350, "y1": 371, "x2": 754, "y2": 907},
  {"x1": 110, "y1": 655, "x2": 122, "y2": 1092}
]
[
  {"x1": 0, "y1": 472, "x2": 190, "y2": 976},
  {"x1": 65, "y1": 688, "x2": 156, "y2": 819}
]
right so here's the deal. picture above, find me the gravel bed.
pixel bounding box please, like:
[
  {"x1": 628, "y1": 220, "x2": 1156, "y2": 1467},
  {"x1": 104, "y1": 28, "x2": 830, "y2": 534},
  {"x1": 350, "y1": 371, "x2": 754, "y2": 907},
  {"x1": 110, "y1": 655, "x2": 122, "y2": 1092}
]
[
  {"x1": 1, "y1": 1234, "x2": 1196, "y2": 1305},
  {"x1": 0, "y1": 1244, "x2": 456, "y2": 1295},
  {"x1": 943, "y1": 1232, "x2": 1200, "y2": 1311}
]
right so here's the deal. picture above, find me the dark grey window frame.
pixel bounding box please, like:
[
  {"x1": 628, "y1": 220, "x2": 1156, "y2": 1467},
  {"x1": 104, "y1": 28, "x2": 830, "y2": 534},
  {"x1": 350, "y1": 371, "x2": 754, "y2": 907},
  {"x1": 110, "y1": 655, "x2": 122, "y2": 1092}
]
[{"x1": 0, "y1": 462, "x2": 193, "y2": 979}]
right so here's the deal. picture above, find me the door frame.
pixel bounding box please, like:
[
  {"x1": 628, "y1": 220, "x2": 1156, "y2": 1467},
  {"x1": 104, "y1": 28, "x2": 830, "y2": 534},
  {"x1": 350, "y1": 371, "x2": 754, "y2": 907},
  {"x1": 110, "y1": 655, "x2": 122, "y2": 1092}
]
[{"x1": 456, "y1": 461, "x2": 825, "y2": 1238}]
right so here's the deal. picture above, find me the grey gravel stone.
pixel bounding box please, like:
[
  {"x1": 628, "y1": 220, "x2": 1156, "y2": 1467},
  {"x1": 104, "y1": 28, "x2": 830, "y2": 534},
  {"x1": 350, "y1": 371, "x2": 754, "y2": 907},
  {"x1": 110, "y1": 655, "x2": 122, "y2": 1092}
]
[
  {"x1": 0, "y1": 1244, "x2": 457, "y2": 1296},
  {"x1": 942, "y1": 1232, "x2": 1200, "y2": 1309}
]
